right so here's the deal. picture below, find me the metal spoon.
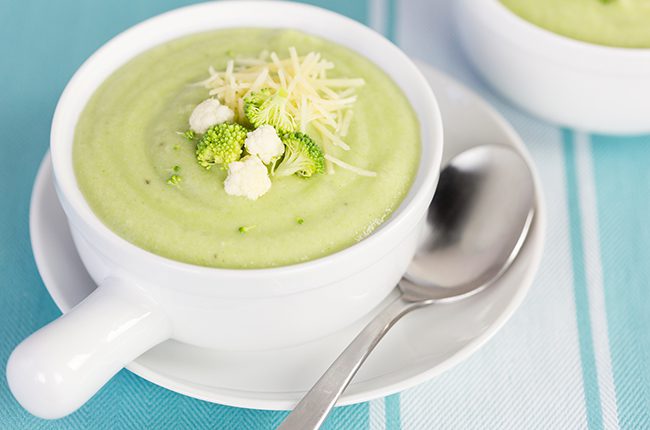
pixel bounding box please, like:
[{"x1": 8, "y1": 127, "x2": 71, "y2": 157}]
[{"x1": 278, "y1": 144, "x2": 536, "y2": 430}]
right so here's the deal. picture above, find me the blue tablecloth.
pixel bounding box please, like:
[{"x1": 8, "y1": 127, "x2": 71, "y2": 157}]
[{"x1": 1, "y1": 1, "x2": 648, "y2": 428}]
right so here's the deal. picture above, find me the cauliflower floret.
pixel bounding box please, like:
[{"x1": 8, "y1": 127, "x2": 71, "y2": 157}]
[
  {"x1": 189, "y1": 98, "x2": 234, "y2": 134},
  {"x1": 224, "y1": 155, "x2": 271, "y2": 200},
  {"x1": 244, "y1": 125, "x2": 285, "y2": 164}
]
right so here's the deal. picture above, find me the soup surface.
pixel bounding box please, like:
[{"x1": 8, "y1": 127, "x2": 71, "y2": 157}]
[
  {"x1": 501, "y1": 0, "x2": 650, "y2": 48},
  {"x1": 74, "y1": 29, "x2": 420, "y2": 268}
]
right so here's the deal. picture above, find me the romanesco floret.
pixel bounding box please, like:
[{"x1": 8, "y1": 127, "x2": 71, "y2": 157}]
[
  {"x1": 244, "y1": 88, "x2": 296, "y2": 132},
  {"x1": 196, "y1": 123, "x2": 247, "y2": 169},
  {"x1": 224, "y1": 156, "x2": 271, "y2": 200},
  {"x1": 189, "y1": 98, "x2": 234, "y2": 134},
  {"x1": 274, "y1": 132, "x2": 325, "y2": 178},
  {"x1": 244, "y1": 125, "x2": 285, "y2": 165}
]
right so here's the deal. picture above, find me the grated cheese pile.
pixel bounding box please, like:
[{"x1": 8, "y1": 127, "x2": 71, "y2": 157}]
[{"x1": 196, "y1": 48, "x2": 376, "y2": 177}]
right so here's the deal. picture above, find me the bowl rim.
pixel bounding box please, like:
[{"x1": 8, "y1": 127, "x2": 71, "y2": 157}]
[
  {"x1": 482, "y1": 0, "x2": 650, "y2": 58},
  {"x1": 50, "y1": 0, "x2": 443, "y2": 280}
]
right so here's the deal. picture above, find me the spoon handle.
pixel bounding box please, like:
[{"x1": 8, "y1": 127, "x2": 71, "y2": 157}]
[{"x1": 277, "y1": 293, "x2": 418, "y2": 430}]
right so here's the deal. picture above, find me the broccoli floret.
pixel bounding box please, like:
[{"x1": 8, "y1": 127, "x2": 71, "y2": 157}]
[
  {"x1": 195, "y1": 123, "x2": 247, "y2": 169},
  {"x1": 167, "y1": 174, "x2": 182, "y2": 186},
  {"x1": 183, "y1": 130, "x2": 196, "y2": 141},
  {"x1": 244, "y1": 88, "x2": 296, "y2": 132},
  {"x1": 274, "y1": 132, "x2": 325, "y2": 178}
]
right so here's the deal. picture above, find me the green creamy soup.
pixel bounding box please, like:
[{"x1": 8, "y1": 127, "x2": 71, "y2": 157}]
[
  {"x1": 500, "y1": 0, "x2": 650, "y2": 48},
  {"x1": 74, "y1": 29, "x2": 420, "y2": 268}
]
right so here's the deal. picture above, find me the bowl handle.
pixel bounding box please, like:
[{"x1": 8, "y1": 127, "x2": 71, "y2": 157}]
[{"x1": 6, "y1": 277, "x2": 171, "y2": 419}]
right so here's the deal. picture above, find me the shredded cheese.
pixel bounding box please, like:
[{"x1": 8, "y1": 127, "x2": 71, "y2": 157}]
[
  {"x1": 198, "y1": 48, "x2": 376, "y2": 176},
  {"x1": 324, "y1": 154, "x2": 377, "y2": 177}
]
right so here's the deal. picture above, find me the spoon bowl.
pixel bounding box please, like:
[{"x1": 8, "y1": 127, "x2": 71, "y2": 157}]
[
  {"x1": 279, "y1": 144, "x2": 536, "y2": 430},
  {"x1": 403, "y1": 144, "x2": 535, "y2": 302}
]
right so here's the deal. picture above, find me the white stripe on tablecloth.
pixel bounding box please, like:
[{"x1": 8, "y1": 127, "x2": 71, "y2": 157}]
[
  {"x1": 574, "y1": 132, "x2": 620, "y2": 430},
  {"x1": 368, "y1": 0, "x2": 387, "y2": 34},
  {"x1": 394, "y1": 0, "x2": 590, "y2": 428},
  {"x1": 368, "y1": 398, "x2": 387, "y2": 430}
]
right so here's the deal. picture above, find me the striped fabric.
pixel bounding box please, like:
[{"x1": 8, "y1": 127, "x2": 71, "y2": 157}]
[{"x1": 1, "y1": 0, "x2": 648, "y2": 428}]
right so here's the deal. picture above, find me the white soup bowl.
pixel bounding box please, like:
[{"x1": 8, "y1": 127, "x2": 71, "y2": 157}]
[{"x1": 6, "y1": 1, "x2": 443, "y2": 420}]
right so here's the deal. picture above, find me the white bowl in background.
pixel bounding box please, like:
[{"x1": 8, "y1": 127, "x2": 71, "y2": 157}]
[
  {"x1": 6, "y1": 1, "x2": 443, "y2": 419},
  {"x1": 455, "y1": 0, "x2": 650, "y2": 135}
]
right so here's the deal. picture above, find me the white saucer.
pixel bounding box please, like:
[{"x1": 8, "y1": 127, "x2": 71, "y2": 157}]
[{"x1": 29, "y1": 62, "x2": 545, "y2": 410}]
